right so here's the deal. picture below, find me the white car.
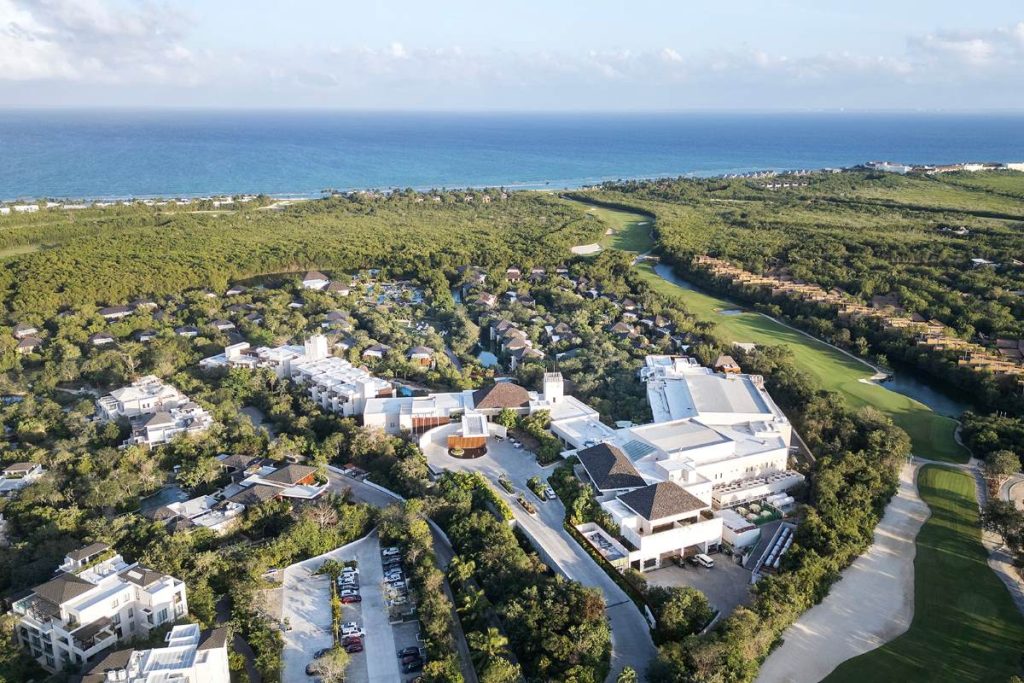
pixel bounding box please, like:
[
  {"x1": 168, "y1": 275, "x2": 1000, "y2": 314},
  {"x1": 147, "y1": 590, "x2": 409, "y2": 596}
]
[
  {"x1": 341, "y1": 567, "x2": 359, "y2": 575},
  {"x1": 695, "y1": 553, "x2": 715, "y2": 568},
  {"x1": 382, "y1": 547, "x2": 401, "y2": 557},
  {"x1": 341, "y1": 623, "x2": 364, "y2": 637}
]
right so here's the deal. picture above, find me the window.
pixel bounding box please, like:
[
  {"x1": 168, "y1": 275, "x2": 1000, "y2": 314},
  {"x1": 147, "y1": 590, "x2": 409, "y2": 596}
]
[
  {"x1": 157, "y1": 608, "x2": 168, "y2": 624},
  {"x1": 128, "y1": 608, "x2": 134, "y2": 618},
  {"x1": 111, "y1": 597, "x2": 119, "y2": 609},
  {"x1": 111, "y1": 614, "x2": 121, "y2": 625}
]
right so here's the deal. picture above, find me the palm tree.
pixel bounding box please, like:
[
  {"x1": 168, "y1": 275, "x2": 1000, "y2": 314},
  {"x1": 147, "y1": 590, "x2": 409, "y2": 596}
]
[
  {"x1": 616, "y1": 667, "x2": 638, "y2": 683},
  {"x1": 467, "y1": 627, "x2": 508, "y2": 667}
]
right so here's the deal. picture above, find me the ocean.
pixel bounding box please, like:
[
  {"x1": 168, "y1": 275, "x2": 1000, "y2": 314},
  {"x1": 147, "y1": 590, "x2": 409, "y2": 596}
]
[{"x1": 1, "y1": 110, "x2": 1023, "y2": 200}]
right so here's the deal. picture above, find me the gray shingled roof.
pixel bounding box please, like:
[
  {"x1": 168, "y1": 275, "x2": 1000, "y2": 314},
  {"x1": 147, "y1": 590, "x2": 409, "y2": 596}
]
[
  {"x1": 33, "y1": 573, "x2": 95, "y2": 606},
  {"x1": 577, "y1": 443, "x2": 646, "y2": 491},
  {"x1": 67, "y1": 542, "x2": 110, "y2": 562},
  {"x1": 618, "y1": 482, "x2": 708, "y2": 521},
  {"x1": 225, "y1": 484, "x2": 282, "y2": 506}
]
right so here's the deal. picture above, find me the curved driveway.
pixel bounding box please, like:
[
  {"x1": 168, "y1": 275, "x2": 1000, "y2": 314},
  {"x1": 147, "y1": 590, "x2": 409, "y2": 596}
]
[{"x1": 422, "y1": 426, "x2": 658, "y2": 681}]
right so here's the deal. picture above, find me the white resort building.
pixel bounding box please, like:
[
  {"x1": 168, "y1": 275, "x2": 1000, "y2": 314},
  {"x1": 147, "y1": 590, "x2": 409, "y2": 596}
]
[
  {"x1": 79, "y1": 623, "x2": 229, "y2": 683},
  {"x1": 568, "y1": 355, "x2": 803, "y2": 572},
  {"x1": 13, "y1": 543, "x2": 189, "y2": 672},
  {"x1": 201, "y1": 335, "x2": 393, "y2": 417},
  {"x1": 97, "y1": 376, "x2": 214, "y2": 448}
]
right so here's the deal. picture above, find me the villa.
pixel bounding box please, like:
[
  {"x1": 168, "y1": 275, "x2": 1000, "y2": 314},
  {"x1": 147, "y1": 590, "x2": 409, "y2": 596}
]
[
  {"x1": 301, "y1": 270, "x2": 331, "y2": 290},
  {"x1": 80, "y1": 623, "x2": 229, "y2": 683},
  {"x1": 13, "y1": 543, "x2": 188, "y2": 672},
  {"x1": 97, "y1": 376, "x2": 214, "y2": 448}
]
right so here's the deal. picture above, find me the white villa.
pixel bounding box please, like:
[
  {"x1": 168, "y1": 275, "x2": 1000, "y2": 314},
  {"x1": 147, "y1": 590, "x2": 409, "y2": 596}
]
[
  {"x1": 80, "y1": 623, "x2": 229, "y2": 683},
  {"x1": 201, "y1": 335, "x2": 393, "y2": 417},
  {"x1": 13, "y1": 543, "x2": 188, "y2": 672},
  {"x1": 567, "y1": 355, "x2": 803, "y2": 572},
  {"x1": 97, "y1": 376, "x2": 214, "y2": 448}
]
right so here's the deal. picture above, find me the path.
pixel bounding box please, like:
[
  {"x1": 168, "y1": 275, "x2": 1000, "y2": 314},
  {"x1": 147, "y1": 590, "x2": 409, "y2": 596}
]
[
  {"x1": 421, "y1": 426, "x2": 658, "y2": 681},
  {"x1": 757, "y1": 462, "x2": 929, "y2": 683}
]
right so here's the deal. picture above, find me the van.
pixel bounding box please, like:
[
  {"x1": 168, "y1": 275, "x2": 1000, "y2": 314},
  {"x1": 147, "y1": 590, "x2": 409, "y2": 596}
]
[{"x1": 695, "y1": 553, "x2": 715, "y2": 568}]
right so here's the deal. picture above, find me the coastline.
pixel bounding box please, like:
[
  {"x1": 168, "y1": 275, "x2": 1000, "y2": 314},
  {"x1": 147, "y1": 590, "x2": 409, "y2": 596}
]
[{"x1": 5, "y1": 160, "x2": 1022, "y2": 204}]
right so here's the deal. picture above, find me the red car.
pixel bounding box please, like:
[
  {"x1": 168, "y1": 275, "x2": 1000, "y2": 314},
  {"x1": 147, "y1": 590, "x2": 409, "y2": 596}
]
[
  {"x1": 345, "y1": 642, "x2": 364, "y2": 654},
  {"x1": 342, "y1": 636, "x2": 362, "y2": 647},
  {"x1": 341, "y1": 594, "x2": 362, "y2": 604}
]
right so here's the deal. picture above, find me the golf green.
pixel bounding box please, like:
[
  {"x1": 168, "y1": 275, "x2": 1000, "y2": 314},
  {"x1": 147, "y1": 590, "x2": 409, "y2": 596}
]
[{"x1": 826, "y1": 466, "x2": 1024, "y2": 682}]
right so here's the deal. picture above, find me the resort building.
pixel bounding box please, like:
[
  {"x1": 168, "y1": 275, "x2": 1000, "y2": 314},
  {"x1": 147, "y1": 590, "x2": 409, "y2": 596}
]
[
  {"x1": 200, "y1": 335, "x2": 393, "y2": 417},
  {"x1": 13, "y1": 543, "x2": 188, "y2": 672},
  {"x1": 568, "y1": 355, "x2": 802, "y2": 571},
  {"x1": 79, "y1": 624, "x2": 229, "y2": 683},
  {"x1": 97, "y1": 376, "x2": 214, "y2": 448}
]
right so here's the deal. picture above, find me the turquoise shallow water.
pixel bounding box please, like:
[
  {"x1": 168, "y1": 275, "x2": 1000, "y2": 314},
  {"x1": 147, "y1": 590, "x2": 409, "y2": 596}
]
[{"x1": 1, "y1": 110, "x2": 1023, "y2": 199}]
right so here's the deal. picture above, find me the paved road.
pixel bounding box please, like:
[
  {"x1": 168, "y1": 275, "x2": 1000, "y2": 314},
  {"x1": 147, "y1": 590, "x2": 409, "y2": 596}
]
[
  {"x1": 281, "y1": 532, "x2": 400, "y2": 683},
  {"x1": 327, "y1": 469, "x2": 478, "y2": 683},
  {"x1": 422, "y1": 426, "x2": 658, "y2": 681}
]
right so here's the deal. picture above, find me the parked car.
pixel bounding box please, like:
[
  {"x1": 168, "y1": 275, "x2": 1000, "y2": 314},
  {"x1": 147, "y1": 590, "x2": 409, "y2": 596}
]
[
  {"x1": 401, "y1": 651, "x2": 423, "y2": 664},
  {"x1": 313, "y1": 648, "x2": 332, "y2": 659},
  {"x1": 341, "y1": 594, "x2": 362, "y2": 604},
  {"x1": 695, "y1": 553, "x2": 715, "y2": 568},
  {"x1": 342, "y1": 636, "x2": 362, "y2": 647},
  {"x1": 403, "y1": 658, "x2": 424, "y2": 673},
  {"x1": 341, "y1": 622, "x2": 364, "y2": 637},
  {"x1": 382, "y1": 546, "x2": 401, "y2": 557},
  {"x1": 340, "y1": 588, "x2": 360, "y2": 597},
  {"x1": 398, "y1": 647, "x2": 421, "y2": 657},
  {"x1": 544, "y1": 486, "x2": 557, "y2": 500},
  {"x1": 345, "y1": 641, "x2": 364, "y2": 653},
  {"x1": 390, "y1": 596, "x2": 407, "y2": 606}
]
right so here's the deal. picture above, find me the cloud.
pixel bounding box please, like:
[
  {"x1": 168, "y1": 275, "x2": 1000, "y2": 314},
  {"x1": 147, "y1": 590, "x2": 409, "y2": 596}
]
[
  {"x1": 0, "y1": 0, "x2": 1023, "y2": 109},
  {"x1": 1, "y1": 0, "x2": 198, "y2": 83}
]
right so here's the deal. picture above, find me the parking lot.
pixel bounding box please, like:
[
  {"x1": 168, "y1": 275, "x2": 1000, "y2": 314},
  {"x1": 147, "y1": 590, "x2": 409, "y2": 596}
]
[
  {"x1": 644, "y1": 553, "x2": 753, "y2": 621},
  {"x1": 281, "y1": 532, "x2": 401, "y2": 682}
]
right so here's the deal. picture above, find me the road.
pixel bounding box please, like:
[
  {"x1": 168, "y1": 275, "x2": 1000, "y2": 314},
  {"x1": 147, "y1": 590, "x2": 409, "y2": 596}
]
[
  {"x1": 421, "y1": 425, "x2": 658, "y2": 681},
  {"x1": 327, "y1": 469, "x2": 478, "y2": 683}
]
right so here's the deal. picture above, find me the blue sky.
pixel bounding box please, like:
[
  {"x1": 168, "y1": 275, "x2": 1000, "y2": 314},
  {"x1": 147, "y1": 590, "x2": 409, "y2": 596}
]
[{"x1": 1, "y1": 0, "x2": 1023, "y2": 110}]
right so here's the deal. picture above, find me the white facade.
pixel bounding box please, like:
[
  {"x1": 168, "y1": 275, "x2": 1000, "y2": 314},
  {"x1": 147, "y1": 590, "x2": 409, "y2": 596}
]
[
  {"x1": 14, "y1": 546, "x2": 188, "y2": 672},
  {"x1": 97, "y1": 377, "x2": 214, "y2": 448},
  {"x1": 201, "y1": 336, "x2": 393, "y2": 417},
  {"x1": 566, "y1": 355, "x2": 803, "y2": 571},
  {"x1": 89, "y1": 624, "x2": 229, "y2": 683}
]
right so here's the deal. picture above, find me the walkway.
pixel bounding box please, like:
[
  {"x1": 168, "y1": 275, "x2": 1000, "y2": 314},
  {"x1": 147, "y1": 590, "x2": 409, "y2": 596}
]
[
  {"x1": 757, "y1": 462, "x2": 929, "y2": 683},
  {"x1": 422, "y1": 426, "x2": 657, "y2": 681}
]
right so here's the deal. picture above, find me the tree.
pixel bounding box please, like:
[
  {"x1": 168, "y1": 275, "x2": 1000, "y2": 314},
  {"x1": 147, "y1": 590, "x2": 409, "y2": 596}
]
[
  {"x1": 616, "y1": 666, "x2": 638, "y2": 683},
  {"x1": 985, "y1": 449, "x2": 1020, "y2": 481},
  {"x1": 479, "y1": 656, "x2": 522, "y2": 683},
  {"x1": 467, "y1": 627, "x2": 509, "y2": 667},
  {"x1": 495, "y1": 408, "x2": 518, "y2": 429},
  {"x1": 309, "y1": 647, "x2": 349, "y2": 683},
  {"x1": 647, "y1": 586, "x2": 714, "y2": 644}
]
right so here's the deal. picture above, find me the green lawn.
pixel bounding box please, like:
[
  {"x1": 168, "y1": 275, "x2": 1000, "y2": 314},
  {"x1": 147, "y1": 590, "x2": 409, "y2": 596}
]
[
  {"x1": 584, "y1": 205, "x2": 655, "y2": 253},
  {"x1": 826, "y1": 466, "x2": 1024, "y2": 683}
]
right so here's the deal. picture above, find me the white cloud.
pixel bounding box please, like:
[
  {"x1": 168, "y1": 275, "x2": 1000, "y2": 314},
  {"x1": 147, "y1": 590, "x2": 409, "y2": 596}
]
[{"x1": 0, "y1": 1, "x2": 1023, "y2": 109}]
